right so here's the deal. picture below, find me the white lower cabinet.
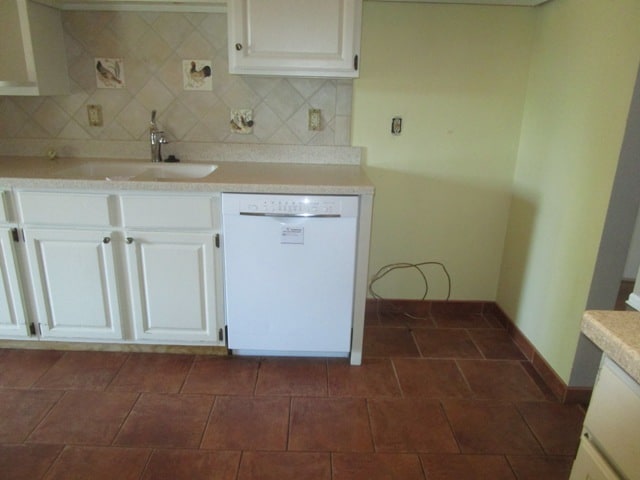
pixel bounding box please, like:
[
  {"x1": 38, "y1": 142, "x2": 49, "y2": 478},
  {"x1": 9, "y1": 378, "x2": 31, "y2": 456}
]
[
  {"x1": 227, "y1": 0, "x2": 362, "y2": 78},
  {"x1": 570, "y1": 437, "x2": 620, "y2": 480},
  {"x1": 0, "y1": 228, "x2": 28, "y2": 338},
  {"x1": 125, "y1": 231, "x2": 220, "y2": 344},
  {"x1": 22, "y1": 228, "x2": 123, "y2": 340},
  {"x1": 570, "y1": 356, "x2": 640, "y2": 480},
  {"x1": 3, "y1": 188, "x2": 224, "y2": 347}
]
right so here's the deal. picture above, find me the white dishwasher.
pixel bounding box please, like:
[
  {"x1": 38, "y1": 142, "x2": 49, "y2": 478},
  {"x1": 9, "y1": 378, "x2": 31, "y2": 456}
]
[{"x1": 221, "y1": 193, "x2": 359, "y2": 357}]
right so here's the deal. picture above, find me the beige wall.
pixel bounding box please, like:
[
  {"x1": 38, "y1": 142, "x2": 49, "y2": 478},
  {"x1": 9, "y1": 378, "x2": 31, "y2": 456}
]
[
  {"x1": 352, "y1": 3, "x2": 534, "y2": 300},
  {"x1": 497, "y1": 0, "x2": 640, "y2": 382},
  {"x1": 353, "y1": 0, "x2": 640, "y2": 384}
]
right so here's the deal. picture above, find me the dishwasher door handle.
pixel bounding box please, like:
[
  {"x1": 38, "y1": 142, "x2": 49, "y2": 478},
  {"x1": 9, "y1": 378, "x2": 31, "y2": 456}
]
[{"x1": 239, "y1": 212, "x2": 341, "y2": 218}]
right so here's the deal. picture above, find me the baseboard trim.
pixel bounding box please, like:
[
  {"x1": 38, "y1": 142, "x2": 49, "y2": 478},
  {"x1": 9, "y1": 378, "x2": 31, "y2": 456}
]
[
  {"x1": 367, "y1": 298, "x2": 591, "y2": 405},
  {"x1": 486, "y1": 303, "x2": 592, "y2": 405},
  {"x1": 0, "y1": 340, "x2": 228, "y2": 356}
]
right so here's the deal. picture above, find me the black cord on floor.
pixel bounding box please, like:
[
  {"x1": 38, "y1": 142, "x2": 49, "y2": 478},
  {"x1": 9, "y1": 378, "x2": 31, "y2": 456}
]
[{"x1": 368, "y1": 262, "x2": 452, "y2": 320}]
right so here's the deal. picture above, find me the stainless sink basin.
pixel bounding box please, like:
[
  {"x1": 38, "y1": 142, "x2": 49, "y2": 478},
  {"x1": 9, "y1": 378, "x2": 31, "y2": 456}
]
[{"x1": 57, "y1": 161, "x2": 217, "y2": 181}]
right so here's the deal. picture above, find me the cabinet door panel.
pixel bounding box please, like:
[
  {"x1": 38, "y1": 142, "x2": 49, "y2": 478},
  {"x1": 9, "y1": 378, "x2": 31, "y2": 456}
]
[
  {"x1": 0, "y1": 230, "x2": 28, "y2": 338},
  {"x1": 0, "y1": 0, "x2": 29, "y2": 83},
  {"x1": 569, "y1": 436, "x2": 621, "y2": 480},
  {"x1": 18, "y1": 191, "x2": 112, "y2": 227},
  {"x1": 583, "y1": 357, "x2": 640, "y2": 479},
  {"x1": 126, "y1": 231, "x2": 219, "y2": 343},
  {"x1": 120, "y1": 194, "x2": 218, "y2": 230},
  {"x1": 24, "y1": 229, "x2": 122, "y2": 340},
  {"x1": 0, "y1": 0, "x2": 68, "y2": 95},
  {"x1": 0, "y1": 191, "x2": 9, "y2": 223},
  {"x1": 228, "y1": 0, "x2": 362, "y2": 77}
]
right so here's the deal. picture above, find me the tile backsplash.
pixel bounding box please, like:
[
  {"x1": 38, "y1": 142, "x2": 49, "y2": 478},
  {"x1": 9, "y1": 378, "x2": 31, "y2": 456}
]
[{"x1": 0, "y1": 10, "x2": 352, "y2": 147}]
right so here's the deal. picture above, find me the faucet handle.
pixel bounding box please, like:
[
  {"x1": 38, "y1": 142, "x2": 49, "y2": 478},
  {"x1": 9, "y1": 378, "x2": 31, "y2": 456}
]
[{"x1": 151, "y1": 110, "x2": 157, "y2": 124}]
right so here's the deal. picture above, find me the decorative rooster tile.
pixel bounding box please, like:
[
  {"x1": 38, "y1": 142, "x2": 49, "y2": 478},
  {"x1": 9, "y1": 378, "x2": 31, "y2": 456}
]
[
  {"x1": 95, "y1": 58, "x2": 125, "y2": 89},
  {"x1": 183, "y1": 60, "x2": 213, "y2": 91}
]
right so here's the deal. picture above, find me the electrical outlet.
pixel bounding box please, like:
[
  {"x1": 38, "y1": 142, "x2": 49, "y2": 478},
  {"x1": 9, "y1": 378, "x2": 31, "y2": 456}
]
[
  {"x1": 391, "y1": 116, "x2": 402, "y2": 135},
  {"x1": 87, "y1": 105, "x2": 103, "y2": 127},
  {"x1": 308, "y1": 109, "x2": 321, "y2": 131},
  {"x1": 230, "y1": 109, "x2": 253, "y2": 134}
]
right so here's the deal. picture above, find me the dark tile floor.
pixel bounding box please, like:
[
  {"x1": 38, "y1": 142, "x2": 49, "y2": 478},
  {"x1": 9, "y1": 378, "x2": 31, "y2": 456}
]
[{"x1": 0, "y1": 304, "x2": 584, "y2": 479}]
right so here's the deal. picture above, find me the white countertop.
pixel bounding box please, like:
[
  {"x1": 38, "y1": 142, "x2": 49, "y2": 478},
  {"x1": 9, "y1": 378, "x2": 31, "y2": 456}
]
[
  {"x1": 582, "y1": 310, "x2": 640, "y2": 384},
  {"x1": 0, "y1": 156, "x2": 374, "y2": 195}
]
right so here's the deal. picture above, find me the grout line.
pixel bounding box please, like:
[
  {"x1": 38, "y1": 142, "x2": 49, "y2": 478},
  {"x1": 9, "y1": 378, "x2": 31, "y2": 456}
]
[
  {"x1": 453, "y1": 358, "x2": 475, "y2": 399},
  {"x1": 22, "y1": 388, "x2": 67, "y2": 444},
  {"x1": 329, "y1": 451, "x2": 334, "y2": 480},
  {"x1": 410, "y1": 329, "x2": 424, "y2": 358},
  {"x1": 417, "y1": 452, "x2": 429, "y2": 480},
  {"x1": 252, "y1": 358, "x2": 263, "y2": 396},
  {"x1": 197, "y1": 394, "x2": 218, "y2": 450},
  {"x1": 438, "y1": 399, "x2": 463, "y2": 455},
  {"x1": 39, "y1": 443, "x2": 67, "y2": 480},
  {"x1": 27, "y1": 350, "x2": 66, "y2": 390},
  {"x1": 513, "y1": 401, "x2": 548, "y2": 456},
  {"x1": 286, "y1": 396, "x2": 293, "y2": 451},
  {"x1": 466, "y1": 328, "x2": 488, "y2": 361},
  {"x1": 364, "y1": 397, "x2": 378, "y2": 454},
  {"x1": 136, "y1": 446, "x2": 155, "y2": 480},
  {"x1": 177, "y1": 354, "x2": 197, "y2": 394},
  {"x1": 111, "y1": 391, "x2": 142, "y2": 446},
  {"x1": 234, "y1": 450, "x2": 243, "y2": 480},
  {"x1": 503, "y1": 454, "x2": 521, "y2": 480},
  {"x1": 104, "y1": 352, "x2": 132, "y2": 392},
  {"x1": 323, "y1": 359, "x2": 329, "y2": 397},
  {"x1": 516, "y1": 361, "x2": 552, "y2": 401},
  {"x1": 389, "y1": 358, "x2": 404, "y2": 398}
]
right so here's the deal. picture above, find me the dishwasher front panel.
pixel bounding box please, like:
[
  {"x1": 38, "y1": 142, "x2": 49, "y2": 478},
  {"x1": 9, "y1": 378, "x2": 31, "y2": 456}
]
[{"x1": 221, "y1": 194, "x2": 358, "y2": 356}]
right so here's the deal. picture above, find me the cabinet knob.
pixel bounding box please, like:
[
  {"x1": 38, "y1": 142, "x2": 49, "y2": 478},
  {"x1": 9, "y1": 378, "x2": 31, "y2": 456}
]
[
  {"x1": 235, "y1": 43, "x2": 243, "y2": 51},
  {"x1": 103, "y1": 237, "x2": 111, "y2": 244},
  {"x1": 126, "y1": 237, "x2": 134, "y2": 244}
]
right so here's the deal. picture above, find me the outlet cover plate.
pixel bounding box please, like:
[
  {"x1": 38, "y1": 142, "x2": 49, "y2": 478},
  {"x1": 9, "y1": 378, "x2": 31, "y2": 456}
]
[
  {"x1": 230, "y1": 109, "x2": 253, "y2": 134},
  {"x1": 87, "y1": 104, "x2": 103, "y2": 127},
  {"x1": 309, "y1": 108, "x2": 321, "y2": 131}
]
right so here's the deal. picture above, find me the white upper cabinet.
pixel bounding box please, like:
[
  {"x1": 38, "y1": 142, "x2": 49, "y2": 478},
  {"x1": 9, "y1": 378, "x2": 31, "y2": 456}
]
[
  {"x1": 45, "y1": 0, "x2": 225, "y2": 12},
  {"x1": 227, "y1": 0, "x2": 362, "y2": 78},
  {"x1": 0, "y1": 0, "x2": 69, "y2": 96}
]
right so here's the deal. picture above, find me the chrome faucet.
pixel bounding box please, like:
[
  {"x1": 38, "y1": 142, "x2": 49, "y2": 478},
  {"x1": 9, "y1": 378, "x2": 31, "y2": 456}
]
[{"x1": 150, "y1": 110, "x2": 167, "y2": 162}]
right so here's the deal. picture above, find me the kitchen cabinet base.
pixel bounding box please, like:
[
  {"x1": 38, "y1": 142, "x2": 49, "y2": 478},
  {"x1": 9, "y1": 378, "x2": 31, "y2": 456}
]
[{"x1": 0, "y1": 339, "x2": 228, "y2": 356}]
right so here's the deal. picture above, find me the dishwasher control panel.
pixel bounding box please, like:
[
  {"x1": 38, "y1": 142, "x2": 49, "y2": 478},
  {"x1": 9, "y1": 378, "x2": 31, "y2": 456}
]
[{"x1": 224, "y1": 194, "x2": 358, "y2": 218}]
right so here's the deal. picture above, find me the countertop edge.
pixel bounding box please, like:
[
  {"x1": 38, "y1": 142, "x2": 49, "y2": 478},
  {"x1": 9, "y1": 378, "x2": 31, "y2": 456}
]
[
  {"x1": 581, "y1": 310, "x2": 640, "y2": 384},
  {"x1": 0, "y1": 176, "x2": 375, "y2": 195},
  {"x1": 0, "y1": 158, "x2": 375, "y2": 195}
]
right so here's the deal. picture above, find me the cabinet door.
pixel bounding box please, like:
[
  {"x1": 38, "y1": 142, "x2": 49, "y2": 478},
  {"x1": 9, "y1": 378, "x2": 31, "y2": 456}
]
[
  {"x1": 581, "y1": 357, "x2": 640, "y2": 479},
  {"x1": 125, "y1": 231, "x2": 221, "y2": 344},
  {"x1": 227, "y1": 0, "x2": 362, "y2": 77},
  {"x1": 23, "y1": 229, "x2": 123, "y2": 340},
  {"x1": 569, "y1": 436, "x2": 621, "y2": 480},
  {"x1": 0, "y1": 0, "x2": 68, "y2": 95},
  {"x1": 0, "y1": 0, "x2": 29, "y2": 85},
  {"x1": 0, "y1": 229, "x2": 28, "y2": 338}
]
